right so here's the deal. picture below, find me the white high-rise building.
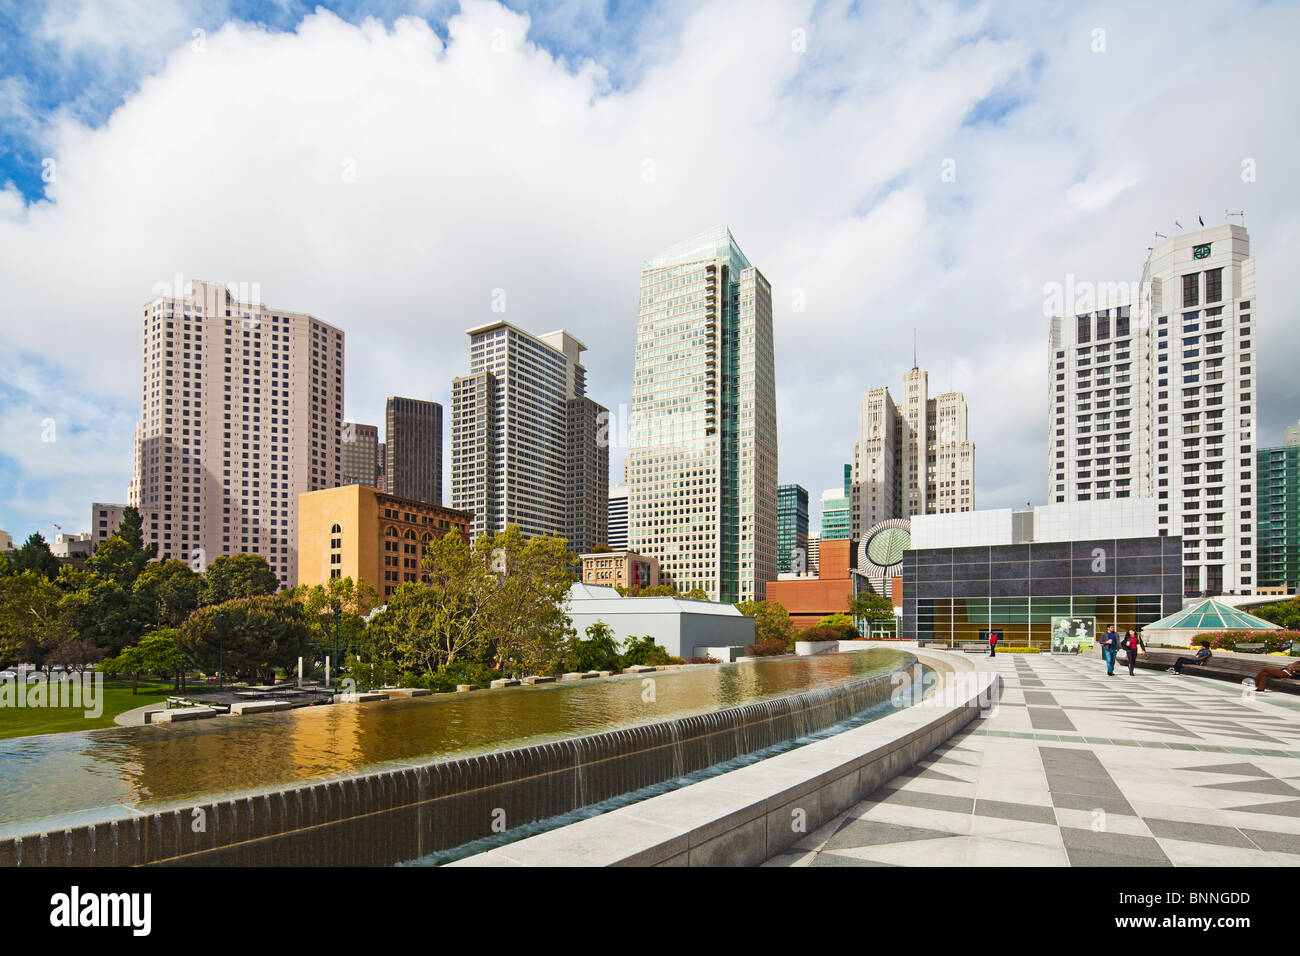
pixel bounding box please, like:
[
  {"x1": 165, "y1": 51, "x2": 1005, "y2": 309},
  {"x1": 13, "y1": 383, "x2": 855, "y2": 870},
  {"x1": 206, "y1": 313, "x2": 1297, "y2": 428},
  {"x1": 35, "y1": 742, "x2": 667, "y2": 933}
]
[
  {"x1": 450, "y1": 320, "x2": 608, "y2": 553},
  {"x1": 1049, "y1": 223, "x2": 1257, "y2": 597},
  {"x1": 130, "y1": 280, "x2": 345, "y2": 588},
  {"x1": 850, "y1": 366, "x2": 975, "y2": 537},
  {"x1": 628, "y1": 226, "x2": 778, "y2": 603},
  {"x1": 607, "y1": 483, "x2": 629, "y2": 551}
]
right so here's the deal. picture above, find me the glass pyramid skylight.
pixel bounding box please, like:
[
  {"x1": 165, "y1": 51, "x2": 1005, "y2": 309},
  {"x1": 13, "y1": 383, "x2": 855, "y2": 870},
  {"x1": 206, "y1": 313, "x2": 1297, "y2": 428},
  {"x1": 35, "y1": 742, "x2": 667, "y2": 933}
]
[{"x1": 1145, "y1": 599, "x2": 1281, "y2": 631}]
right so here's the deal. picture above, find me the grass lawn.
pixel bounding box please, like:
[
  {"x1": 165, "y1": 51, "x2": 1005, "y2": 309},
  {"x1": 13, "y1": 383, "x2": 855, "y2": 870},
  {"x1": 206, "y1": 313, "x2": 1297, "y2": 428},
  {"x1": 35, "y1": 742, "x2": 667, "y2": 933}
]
[{"x1": 0, "y1": 679, "x2": 178, "y2": 739}]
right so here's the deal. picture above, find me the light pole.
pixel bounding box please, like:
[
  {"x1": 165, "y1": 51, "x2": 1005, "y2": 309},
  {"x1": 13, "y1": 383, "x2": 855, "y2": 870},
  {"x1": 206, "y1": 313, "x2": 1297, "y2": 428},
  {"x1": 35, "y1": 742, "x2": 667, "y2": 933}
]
[
  {"x1": 217, "y1": 608, "x2": 226, "y2": 691},
  {"x1": 331, "y1": 604, "x2": 341, "y2": 689}
]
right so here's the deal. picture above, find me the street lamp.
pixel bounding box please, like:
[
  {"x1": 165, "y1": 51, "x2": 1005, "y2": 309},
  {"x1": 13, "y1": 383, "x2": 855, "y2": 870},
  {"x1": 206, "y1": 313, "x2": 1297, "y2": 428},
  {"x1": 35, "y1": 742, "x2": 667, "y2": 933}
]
[
  {"x1": 217, "y1": 608, "x2": 226, "y2": 691},
  {"x1": 331, "y1": 604, "x2": 341, "y2": 689}
]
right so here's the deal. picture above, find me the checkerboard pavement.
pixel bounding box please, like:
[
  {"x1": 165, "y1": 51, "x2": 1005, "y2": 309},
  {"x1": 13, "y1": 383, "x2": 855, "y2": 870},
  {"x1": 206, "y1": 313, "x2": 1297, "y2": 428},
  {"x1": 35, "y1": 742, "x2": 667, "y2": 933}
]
[{"x1": 764, "y1": 651, "x2": 1300, "y2": 867}]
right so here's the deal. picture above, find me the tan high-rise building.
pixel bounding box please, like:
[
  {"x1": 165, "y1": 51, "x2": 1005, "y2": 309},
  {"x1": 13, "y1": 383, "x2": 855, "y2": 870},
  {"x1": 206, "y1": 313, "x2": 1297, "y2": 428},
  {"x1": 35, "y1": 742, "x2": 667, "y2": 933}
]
[
  {"x1": 129, "y1": 279, "x2": 345, "y2": 588},
  {"x1": 851, "y1": 365, "x2": 975, "y2": 535},
  {"x1": 628, "y1": 226, "x2": 778, "y2": 604}
]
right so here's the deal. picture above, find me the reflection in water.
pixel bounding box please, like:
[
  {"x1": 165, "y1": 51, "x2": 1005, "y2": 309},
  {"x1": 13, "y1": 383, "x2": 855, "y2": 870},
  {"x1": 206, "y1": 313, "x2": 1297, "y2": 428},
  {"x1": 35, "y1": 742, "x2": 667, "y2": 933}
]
[{"x1": 0, "y1": 649, "x2": 908, "y2": 836}]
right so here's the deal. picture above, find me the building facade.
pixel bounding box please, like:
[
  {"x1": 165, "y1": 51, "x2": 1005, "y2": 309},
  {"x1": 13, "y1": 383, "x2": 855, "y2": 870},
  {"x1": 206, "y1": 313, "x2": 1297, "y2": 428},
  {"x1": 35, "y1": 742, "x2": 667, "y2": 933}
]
[
  {"x1": 90, "y1": 502, "x2": 126, "y2": 548},
  {"x1": 850, "y1": 366, "x2": 974, "y2": 537},
  {"x1": 385, "y1": 398, "x2": 442, "y2": 506},
  {"x1": 903, "y1": 500, "x2": 1182, "y2": 647},
  {"x1": 129, "y1": 280, "x2": 344, "y2": 588},
  {"x1": 580, "y1": 549, "x2": 661, "y2": 591},
  {"x1": 1049, "y1": 224, "x2": 1257, "y2": 596},
  {"x1": 776, "y1": 483, "x2": 809, "y2": 573},
  {"x1": 341, "y1": 422, "x2": 380, "y2": 488},
  {"x1": 1257, "y1": 439, "x2": 1299, "y2": 594},
  {"x1": 564, "y1": 583, "x2": 755, "y2": 661},
  {"x1": 628, "y1": 227, "x2": 778, "y2": 604},
  {"x1": 607, "y1": 483, "x2": 629, "y2": 551},
  {"x1": 450, "y1": 321, "x2": 608, "y2": 553},
  {"x1": 767, "y1": 538, "x2": 859, "y2": 631},
  {"x1": 297, "y1": 483, "x2": 471, "y2": 599},
  {"x1": 820, "y1": 466, "x2": 852, "y2": 541}
]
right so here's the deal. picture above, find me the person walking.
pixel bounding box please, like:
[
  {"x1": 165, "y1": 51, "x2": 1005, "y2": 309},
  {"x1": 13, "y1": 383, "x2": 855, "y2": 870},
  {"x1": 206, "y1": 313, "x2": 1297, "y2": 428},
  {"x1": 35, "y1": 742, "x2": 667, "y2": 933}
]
[
  {"x1": 988, "y1": 630, "x2": 999, "y2": 658},
  {"x1": 1121, "y1": 628, "x2": 1146, "y2": 676},
  {"x1": 1101, "y1": 624, "x2": 1119, "y2": 676}
]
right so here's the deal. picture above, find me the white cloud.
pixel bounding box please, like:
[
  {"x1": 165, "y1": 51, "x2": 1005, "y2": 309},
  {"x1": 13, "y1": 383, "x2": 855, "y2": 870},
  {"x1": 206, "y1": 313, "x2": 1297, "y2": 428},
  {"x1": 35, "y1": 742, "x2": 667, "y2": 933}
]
[{"x1": 0, "y1": 0, "x2": 1298, "y2": 542}]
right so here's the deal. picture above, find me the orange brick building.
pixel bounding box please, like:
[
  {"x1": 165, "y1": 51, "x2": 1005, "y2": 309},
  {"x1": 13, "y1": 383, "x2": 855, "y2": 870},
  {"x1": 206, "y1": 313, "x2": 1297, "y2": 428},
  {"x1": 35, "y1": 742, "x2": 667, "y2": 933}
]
[{"x1": 766, "y1": 539, "x2": 859, "y2": 631}]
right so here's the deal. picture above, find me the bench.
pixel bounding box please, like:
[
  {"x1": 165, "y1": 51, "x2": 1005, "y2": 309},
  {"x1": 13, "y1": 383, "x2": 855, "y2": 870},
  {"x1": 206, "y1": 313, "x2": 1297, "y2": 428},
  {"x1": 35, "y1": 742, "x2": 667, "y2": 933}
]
[
  {"x1": 1134, "y1": 651, "x2": 1300, "y2": 695},
  {"x1": 960, "y1": 643, "x2": 988, "y2": 654},
  {"x1": 1235, "y1": 643, "x2": 1266, "y2": 653}
]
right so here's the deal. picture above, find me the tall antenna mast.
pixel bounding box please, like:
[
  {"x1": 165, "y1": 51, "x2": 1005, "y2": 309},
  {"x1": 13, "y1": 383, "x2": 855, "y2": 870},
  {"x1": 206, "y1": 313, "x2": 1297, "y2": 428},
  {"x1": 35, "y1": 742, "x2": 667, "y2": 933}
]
[{"x1": 913, "y1": 328, "x2": 917, "y2": 369}]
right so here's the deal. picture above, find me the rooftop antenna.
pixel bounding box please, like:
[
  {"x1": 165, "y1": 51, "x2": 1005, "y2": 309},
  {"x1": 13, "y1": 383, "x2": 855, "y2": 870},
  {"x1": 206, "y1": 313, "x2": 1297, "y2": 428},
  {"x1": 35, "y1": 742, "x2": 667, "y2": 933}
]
[
  {"x1": 912, "y1": 328, "x2": 917, "y2": 370},
  {"x1": 1174, "y1": 220, "x2": 1183, "y2": 231},
  {"x1": 1154, "y1": 231, "x2": 1167, "y2": 241},
  {"x1": 1226, "y1": 209, "x2": 1245, "y2": 226}
]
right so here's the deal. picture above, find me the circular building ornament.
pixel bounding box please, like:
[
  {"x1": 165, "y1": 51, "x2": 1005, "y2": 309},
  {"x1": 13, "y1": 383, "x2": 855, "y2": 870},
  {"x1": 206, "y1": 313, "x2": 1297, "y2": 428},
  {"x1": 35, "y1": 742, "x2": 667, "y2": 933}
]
[{"x1": 857, "y1": 519, "x2": 911, "y2": 595}]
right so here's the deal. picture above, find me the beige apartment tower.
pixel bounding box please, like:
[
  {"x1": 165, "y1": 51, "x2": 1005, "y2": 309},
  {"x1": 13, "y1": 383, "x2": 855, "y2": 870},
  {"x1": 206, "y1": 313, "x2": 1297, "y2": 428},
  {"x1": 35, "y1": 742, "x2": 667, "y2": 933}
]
[
  {"x1": 851, "y1": 365, "x2": 975, "y2": 536},
  {"x1": 129, "y1": 279, "x2": 344, "y2": 588},
  {"x1": 627, "y1": 226, "x2": 778, "y2": 604}
]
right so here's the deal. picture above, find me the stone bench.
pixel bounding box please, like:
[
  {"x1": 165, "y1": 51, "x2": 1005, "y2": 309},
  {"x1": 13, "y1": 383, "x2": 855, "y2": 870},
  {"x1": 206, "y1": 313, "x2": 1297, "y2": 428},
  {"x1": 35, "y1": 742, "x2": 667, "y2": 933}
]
[
  {"x1": 1135, "y1": 652, "x2": 1300, "y2": 695},
  {"x1": 382, "y1": 688, "x2": 432, "y2": 698},
  {"x1": 520, "y1": 676, "x2": 556, "y2": 685},
  {"x1": 333, "y1": 692, "x2": 389, "y2": 703},
  {"x1": 227, "y1": 700, "x2": 292, "y2": 716},
  {"x1": 623, "y1": 665, "x2": 657, "y2": 673},
  {"x1": 489, "y1": 679, "x2": 521, "y2": 689},
  {"x1": 151, "y1": 706, "x2": 218, "y2": 723},
  {"x1": 1235, "y1": 643, "x2": 1266, "y2": 653},
  {"x1": 960, "y1": 643, "x2": 987, "y2": 654}
]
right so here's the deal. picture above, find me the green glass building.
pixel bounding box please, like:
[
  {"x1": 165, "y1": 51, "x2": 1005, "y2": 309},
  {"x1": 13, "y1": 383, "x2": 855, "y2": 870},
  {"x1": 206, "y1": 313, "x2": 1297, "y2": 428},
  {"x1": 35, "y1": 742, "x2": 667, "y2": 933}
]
[
  {"x1": 1257, "y1": 442, "x2": 1299, "y2": 592},
  {"x1": 820, "y1": 464, "x2": 852, "y2": 541},
  {"x1": 777, "y1": 483, "x2": 809, "y2": 573}
]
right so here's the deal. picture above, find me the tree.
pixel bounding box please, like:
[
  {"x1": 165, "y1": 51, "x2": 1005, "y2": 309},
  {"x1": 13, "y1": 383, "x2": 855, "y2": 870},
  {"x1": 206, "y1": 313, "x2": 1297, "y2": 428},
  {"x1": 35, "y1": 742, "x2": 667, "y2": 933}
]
[
  {"x1": 200, "y1": 554, "x2": 280, "y2": 605},
  {"x1": 85, "y1": 535, "x2": 151, "y2": 590},
  {"x1": 850, "y1": 593, "x2": 896, "y2": 625},
  {"x1": 293, "y1": 576, "x2": 379, "y2": 672},
  {"x1": 565, "y1": 621, "x2": 621, "y2": 673},
  {"x1": 736, "y1": 599, "x2": 796, "y2": 650},
  {"x1": 487, "y1": 527, "x2": 576, "y2": 675},
  {"x1": 101, "y1": 628, "x2": 189, "y2": 694},
  {"x1": 8, "y1": 533, "x2": 59, "y2": 581},
  {"x1": 0, "y1": 571, "x2": 70, "y2": 667},
  {"x1": 46, "y1": 638, "x2": 104, "y2": 674},
  {"x1": 1255, "y1": 598, "x2": 1300, "y2": 631},
  {"x1": 133, "y1": 560, "x2": 202, "y2": 629},
  {"x1": 619, "y1": 634, "x2": 673, "y2": 667},
  {"x1": 178, "y1": 595, "x2": 311, "y2": 683},
  {"x1": 114, "y1": 506, "x2": 156, "y2": 557}
]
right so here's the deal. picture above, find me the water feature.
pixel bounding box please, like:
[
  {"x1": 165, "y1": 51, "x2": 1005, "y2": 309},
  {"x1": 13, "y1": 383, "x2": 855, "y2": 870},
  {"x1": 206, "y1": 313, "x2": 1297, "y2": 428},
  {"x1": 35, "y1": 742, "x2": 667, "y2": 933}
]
[{"x1": 0, "y1": 648, "x2": 916, "y2": 866}]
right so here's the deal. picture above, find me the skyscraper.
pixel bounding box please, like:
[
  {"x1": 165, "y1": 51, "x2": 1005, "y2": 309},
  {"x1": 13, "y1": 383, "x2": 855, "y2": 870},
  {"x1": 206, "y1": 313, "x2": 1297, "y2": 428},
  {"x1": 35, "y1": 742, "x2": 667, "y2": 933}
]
[
  {"x1": 450, "y1": 321, "x2": 608, "y2": 552},
  {"x1": 821, "y1": 467, "x2": 852, "y2": 540},
  {"x1": 628, "y1": 226, "x2": 778, "y2": 603},
  {"x1": 129, "y1": 279, "x2": 344, "y2": 588},
  {"x1": 1049, "y1": 223, "x2": 1257, "y2": 596},
  {"x1": 776, "y1": 483, "x2": 809, "y2": 573},
  {"x1": 1257, "y1": 430, "x2": 1298, "y2": 593},
  {"x1": 607, "y1": 483, "x2": 629, "y2": 551},
  {"x1": 850, "y1": 366, "x2": 975, "y2": 536},
  {"x1": 341, "y1": 422, "x2": 379, "y2": 487},
  {"x1": 385, "y1": 398, "x2": 442, "y2": 505}
]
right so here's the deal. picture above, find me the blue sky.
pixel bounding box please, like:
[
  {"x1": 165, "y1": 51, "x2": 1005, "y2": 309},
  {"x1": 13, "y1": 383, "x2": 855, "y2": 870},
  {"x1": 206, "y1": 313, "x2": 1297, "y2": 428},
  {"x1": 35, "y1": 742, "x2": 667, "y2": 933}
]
[{"x1": 0, "y1": 0, "x2": 1297, "y2": 546}]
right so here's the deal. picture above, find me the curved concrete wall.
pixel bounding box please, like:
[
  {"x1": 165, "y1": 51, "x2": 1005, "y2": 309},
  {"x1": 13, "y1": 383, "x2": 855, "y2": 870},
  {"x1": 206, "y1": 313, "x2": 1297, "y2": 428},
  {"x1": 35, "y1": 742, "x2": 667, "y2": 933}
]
[
  {"x1": 450, "y1": 649, "x2": 998, "y2": 867},
  {"x1": 0, "y1": 658, "x2": 913, "y2": 868}
]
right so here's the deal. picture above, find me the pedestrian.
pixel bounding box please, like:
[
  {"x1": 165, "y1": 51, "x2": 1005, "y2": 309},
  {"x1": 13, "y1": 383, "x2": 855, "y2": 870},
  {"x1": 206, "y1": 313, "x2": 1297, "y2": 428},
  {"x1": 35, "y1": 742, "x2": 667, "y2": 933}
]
[
  {"x1": 1170, "y1": 644, "x2": 1212, "y2": 675},
  {"x1": 1121, "y1": 628, "x2": 1146, "y2": 676},
  {"x1": 1101, "y1": 623, "x2": 1119, "y2": 676},
  {"x1": 1253, "y1": 658, "x2": 1300, "y2": 692},
  {"x1": 988, "y1": 629, "x2": 999, "y2": 658}
]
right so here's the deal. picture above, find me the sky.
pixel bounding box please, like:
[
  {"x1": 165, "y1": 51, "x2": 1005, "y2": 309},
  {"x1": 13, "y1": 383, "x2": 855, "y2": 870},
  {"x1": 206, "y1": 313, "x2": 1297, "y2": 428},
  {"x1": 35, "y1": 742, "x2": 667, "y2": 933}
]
[{"x1": 0, "y1": 0, "x2": 1298, "y2": 543}]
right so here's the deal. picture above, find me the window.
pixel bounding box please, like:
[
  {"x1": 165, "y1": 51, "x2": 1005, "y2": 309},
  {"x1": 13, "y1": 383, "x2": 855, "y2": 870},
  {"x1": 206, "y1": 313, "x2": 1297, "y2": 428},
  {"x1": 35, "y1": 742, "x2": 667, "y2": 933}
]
[
  {"x1": 1205, "y1": 268, "x2": 1223, "y2": 303},
  {"x1": 1182, "y1": 273, "x2": 1199, "y2": 308}
]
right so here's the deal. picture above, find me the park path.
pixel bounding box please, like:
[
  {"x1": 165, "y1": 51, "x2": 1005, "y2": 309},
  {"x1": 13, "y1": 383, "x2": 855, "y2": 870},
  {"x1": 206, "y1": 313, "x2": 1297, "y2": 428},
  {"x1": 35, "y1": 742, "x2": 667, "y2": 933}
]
[{"x1": 765, "y1": 651, "x2": 1300, "y2": 866}]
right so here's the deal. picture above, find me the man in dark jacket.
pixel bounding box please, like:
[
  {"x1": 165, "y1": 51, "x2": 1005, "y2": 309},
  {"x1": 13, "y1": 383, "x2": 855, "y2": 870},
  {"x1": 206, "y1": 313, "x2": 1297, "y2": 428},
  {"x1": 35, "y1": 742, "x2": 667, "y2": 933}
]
[{"x1": 1101, "y1": 625, "x2": 1119, "y2": 676}]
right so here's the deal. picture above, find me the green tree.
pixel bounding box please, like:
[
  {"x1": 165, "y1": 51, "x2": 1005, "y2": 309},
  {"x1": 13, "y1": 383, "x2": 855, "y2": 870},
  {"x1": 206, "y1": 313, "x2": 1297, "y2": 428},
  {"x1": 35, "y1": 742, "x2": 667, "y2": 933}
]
[
  {"x1": 133, "y1": 560, "x2": 202, "y2": 630},
  {"x1": 565, "y1": 620, "x2": 621, "y2": 673},
  {"x1": 619, "y1": 634, "x2": 673, "y2": 667},
  {"x1": 85, "y1": 534, "x2": 151, "y2": 590},
  {"x1": 8, "y1": 533, "x2": 59, "y2": 581},
  {"x1": 0, "y1": 571, "x2": 70, "y2": 666},
  {"x1": 1255, "y1": 599, "x2": 1300, "y2": 631},
  {"x1": 113, "y1": 506, "x2": 156, "y2": 557},
  {"x1": 101, "y1": 628, "x2": 189, "y2": 694},
  {"x1": 850, "y1": 593, "x2": 896, "y2": 624},
  {"x1": 57, "y1": 575, "x2": 137, "y2": 654},
  {"x1": 487, "y1": 527, "x2": 576, "y2": 675},
  {"x1": 178, "y1": 595, "x2": 310, "y2": 683},
  {"x1": 292, "y1": 576, "x2": 379, "y2": 673},
  {"x1": 200, "y1": 554, "x2": 280, "y2": 605},
  {"x1": 736, "y1": 599, "x2": 796, "y2": 650}
]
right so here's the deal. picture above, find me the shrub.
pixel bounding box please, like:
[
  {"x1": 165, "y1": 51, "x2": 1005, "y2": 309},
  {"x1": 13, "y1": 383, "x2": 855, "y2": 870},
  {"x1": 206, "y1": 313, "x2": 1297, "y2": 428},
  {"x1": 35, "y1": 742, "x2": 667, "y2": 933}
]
[
  {"x1": 686, "y1": 655, "x2": 721, "y2": 664},
  {"x1": 1192, "y1": 631, "x2": 1299, "y2": 653},
  {"x1": 747, "y1": 636, "x2": 791, "y2": 657}
]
